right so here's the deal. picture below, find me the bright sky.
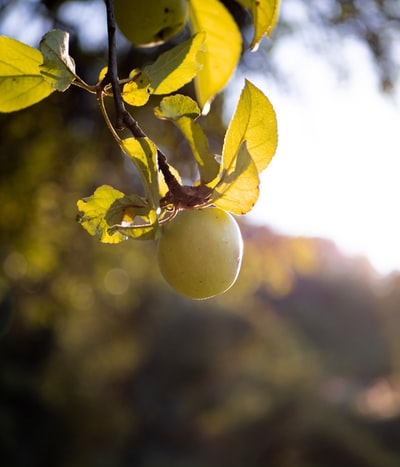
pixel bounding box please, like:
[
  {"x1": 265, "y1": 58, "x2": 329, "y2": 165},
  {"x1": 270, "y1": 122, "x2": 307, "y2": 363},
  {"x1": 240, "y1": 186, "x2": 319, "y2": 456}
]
[{"x1": 241, "y1": 36, "x2": 400, "y2": 275}]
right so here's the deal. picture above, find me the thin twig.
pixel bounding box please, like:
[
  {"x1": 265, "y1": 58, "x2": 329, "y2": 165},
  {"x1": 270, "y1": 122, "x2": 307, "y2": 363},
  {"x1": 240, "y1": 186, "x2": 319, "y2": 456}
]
[
  {"x1": 97, "y1": 90, "x2": 122, "y2": 144},
  {"x1": 104, "y1": 0, "x2": 125, "y2": 129},
  {"x1": 104, "y1": 0, "x2": 147, "y2": 139}
]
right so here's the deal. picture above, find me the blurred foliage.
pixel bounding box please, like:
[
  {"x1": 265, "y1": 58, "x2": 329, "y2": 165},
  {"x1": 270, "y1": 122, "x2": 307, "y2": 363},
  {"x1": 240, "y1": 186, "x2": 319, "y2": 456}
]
[
  {"x1": 241, "y1": 0, "x2": 400, "y2": 93},
  {"x1": 1, "y1": 0, "x2": 400, "y2": 466}
]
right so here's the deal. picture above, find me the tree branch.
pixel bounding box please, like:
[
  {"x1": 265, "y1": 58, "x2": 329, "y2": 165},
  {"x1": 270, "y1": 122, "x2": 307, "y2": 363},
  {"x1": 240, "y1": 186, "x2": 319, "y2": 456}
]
[
  {"x1": 103, "y1": 0, "x2": 200, "y2": 207},
  {"x1": 104, "y1": 0, "x2": 125, "y2": 129}
]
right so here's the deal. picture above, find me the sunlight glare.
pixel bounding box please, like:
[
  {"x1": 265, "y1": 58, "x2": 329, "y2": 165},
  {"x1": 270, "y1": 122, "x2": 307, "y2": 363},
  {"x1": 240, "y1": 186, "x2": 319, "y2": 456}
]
[{"x1": 246, "y1": 38, "x2": 400, "y2": 275}]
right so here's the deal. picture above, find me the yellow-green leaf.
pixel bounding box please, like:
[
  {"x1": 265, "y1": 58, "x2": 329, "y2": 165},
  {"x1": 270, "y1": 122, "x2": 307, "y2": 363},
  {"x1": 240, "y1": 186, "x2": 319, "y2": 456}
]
[
  {"x1": 39, "y1": 29, "x2": 76, "y2": 91},
  {"x1": 121, "y1": 137, "x2": 160, "y2": 209},
  {"x1": 0, "y1": 36, "x2": 54, "y2": 113},
  {"x1": 155, "y1": 94, "x2": 219, "y2": 183},
  {"x1": 108, "y1": 224, "x2": 157, "y2": 241},
  {"x1": 154, "y1": 94, "x2": 200, "y2": 120},
  {"x1": 158, "y1": 163, "x2": 182, "y2": 198},
  {"x1": 235, "y1": 0, "x2": 281, "y2": 49},
  {"x1": 189, "y1": 0, "x2": 242, "y2": 110},
  {"x1": 223, "y1": 79, "x2": 277, "y2": 174},
  {"x1": 122, "y1": 70, "x2": 151, "y2": 107},
  {"x1": 108, "y1": 207, "x2": 159, "y2": 241},
  {"x1": 98, "y1": 66, "x2": 108, "y2": 83},
  {"x1": 77, "y1": 185, "x2": 149, "y2": 243},
  {"x1": 212, "y1": 143, "x2": 259, "y2": 215},
  {"x1": 144, "y1": 32, "x2": 206, "y2": 95},
  {"x1": 175, "y1": 117, "x2": 219, "y2": 183}
]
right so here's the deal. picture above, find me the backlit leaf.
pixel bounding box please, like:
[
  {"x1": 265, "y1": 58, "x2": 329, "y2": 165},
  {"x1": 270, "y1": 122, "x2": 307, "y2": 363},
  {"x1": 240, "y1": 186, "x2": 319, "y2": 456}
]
[
  {"x1": 154, "y1": 94, "x2": 200, "y2": 120},
  {"x1": 0, "y1": 36, "x2": 54, "y2": 113},
  {"x1": 39, "y1": 29, "x2": 76, "y2": 92},
  {"x1": 98, "y1": 66, "x2": 108, "y2": 82},
  {"x1": 77, "y1": 185, "x2": 150, "y2": 243},
  {"x1": 235, "y1": 0, "x2": 281, "y2": 49},
  {"x1": 144, "y1": 33, "x2": 206, "y2": 95},
  {"x1": 223, "y1": 79, "x2": 277, "y2": 174},
  {"x1": 212, "y1": 143, "x2": 259, "y2": 215},
  {"x1": 121, "y1": 137, "x2": 160, "y2": 210},
  {"x1": 155, "y1": 95, "x2": 219, "y2": 183},
  {"x1": 175, "y1": 117, "x2": 219, "y2": 184},
  {"x1": 189, "y1": 0, "x2": 242, "y2": 110},
  {"x1": 122, "y1": 70, "x2": 151, "y2": 107},
  {"x1": 158, "y1": 163, "x2": 182, "y2": 198},
  {"x1": 108, "y1": 207, "x2": 159, "y2": 241}
]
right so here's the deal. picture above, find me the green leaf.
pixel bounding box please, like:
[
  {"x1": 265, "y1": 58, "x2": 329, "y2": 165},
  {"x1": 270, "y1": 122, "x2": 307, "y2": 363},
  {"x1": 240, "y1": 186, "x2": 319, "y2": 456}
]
[
  {"x1": 76, "y1": 185, "x2": 151, "y2": 243},
  {"x1": 223, "y1": 79, "x2": 277, "y2": 174},
  {"x1": 144, "y1": 32, "x2": 206, "y2": 95},
  {"x1": 121, "y1": 137, "x2": 160, "y2": 209},
  {"x1": 212, "y1": 143, "x2": 259, "y2": 215},
  {"x1": 189, "y1": 0, "x2": 242, "y2": 110},
  {"x1": 39, "y1": 29, "x2": 76, "y2": 92},
  {"x1": 174, "y1": 117, "x2": 219, "y2": 184},
  {"x1": 122, "y1": 34, "x2": 205, "y2": 107},
  {"x1": 155, "y1": 95, "x2": 219, "y2": 184},
  {"x1": 208, "y1": 81, "x2": 276, "y2": 215},
  {"x1": 108, "y1": 207, "x2": 159, "y2": 241},
  {"x1": 235, "y1": 0, "x2": 281, "y2": 49},
  {"x1": 154, "y1": 94, "x2": 200, "y2": 120},
  {"x1": 122, "y1": 70, "x2": 151, "y2": 107},
  {"x1": 0, "y1": 36, "x2": 54, "y2": 113},
  {"x1": 158, "y1": 162, "x2": 182, "y2": 198}
]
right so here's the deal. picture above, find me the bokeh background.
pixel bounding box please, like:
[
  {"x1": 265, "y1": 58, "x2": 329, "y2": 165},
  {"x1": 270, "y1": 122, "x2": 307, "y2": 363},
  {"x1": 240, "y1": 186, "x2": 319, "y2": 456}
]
[{"x1": 1, "y1": 1, "x2": 400, "y2": 466}]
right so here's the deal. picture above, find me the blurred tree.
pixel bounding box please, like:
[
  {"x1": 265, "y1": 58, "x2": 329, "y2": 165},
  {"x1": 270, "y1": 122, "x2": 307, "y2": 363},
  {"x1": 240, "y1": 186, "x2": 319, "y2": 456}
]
[{"x1": 242, "y1": 0, "x2": 400, "y2": 92}]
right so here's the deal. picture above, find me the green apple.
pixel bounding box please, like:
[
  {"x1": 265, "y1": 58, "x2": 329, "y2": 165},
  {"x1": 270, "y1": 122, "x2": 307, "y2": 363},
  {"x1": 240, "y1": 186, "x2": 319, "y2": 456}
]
[
  {"x1": 114, "y1": 0, "x2": 189, "y2": 47},
  {"x1": 157, "y1": 207, "x2": 243, "y2": 299}
]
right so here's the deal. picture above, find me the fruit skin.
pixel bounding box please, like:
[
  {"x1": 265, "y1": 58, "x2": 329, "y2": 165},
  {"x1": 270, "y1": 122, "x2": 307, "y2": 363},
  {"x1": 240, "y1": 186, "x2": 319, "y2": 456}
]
[
  {"x1": 114, "y1": 0, "x2": 189, "y2": 47},
  {"x1": 157, "y1": 207, "x2": 243, "y2": 299}
]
